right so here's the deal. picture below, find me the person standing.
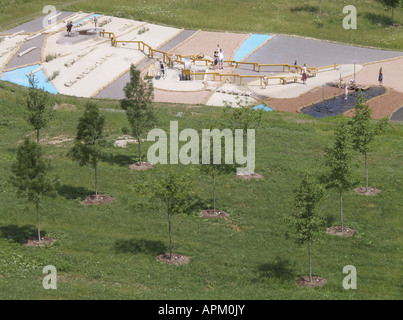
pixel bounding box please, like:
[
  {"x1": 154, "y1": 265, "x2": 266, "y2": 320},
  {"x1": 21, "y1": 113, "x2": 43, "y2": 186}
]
[
  {"x1": 302, "y1": 63, "x2": 307, "y2": 84},
  {"x1": 344, "y1": 84, "x2": 349, "y2": 100},
  {"x1": 262, "y1": 74, "x2": 267, "y2": 89},
  {"x1": 218, "y1": 49, "x2": 224, "y2": 70},
  {"x1": 94, "y1": 16, "x2": 98, "y2": 29},
  {"x1": 378, "y1": 67, "x2": 383, "y2": 86},
  {"x1": 213, "y1": 51, "x2": 218, "y2": 70}
]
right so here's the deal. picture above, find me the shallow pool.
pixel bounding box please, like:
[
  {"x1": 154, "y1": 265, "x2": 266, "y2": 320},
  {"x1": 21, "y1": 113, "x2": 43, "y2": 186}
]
[
  {"x1": 1, "y1": 64, "x2": 58, "y2": 94},
  {"x1": 301, "y1": 86, "x2": 386, "y2": 118},
  {"x1": 73, "y1": 14, "x2": 101, "y2": 26},
  {"x1": 233, "y1": 34, "x2": 272, "y2": 62},
  {"x1": 253, "y1": 103, "x2": 272, "y2": 111}
]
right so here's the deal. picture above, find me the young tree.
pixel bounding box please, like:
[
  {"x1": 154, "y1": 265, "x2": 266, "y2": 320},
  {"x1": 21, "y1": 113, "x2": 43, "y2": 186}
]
[
  {"x1": 223, "y1": 98, "x2": 263, "y2": 175},
  {"x1": 120, "y1": 64, "x2": 156, "y2": 164},
  {"x1": 377, "y1": 0, "x2": 402, "y2": 25},
  {"x1": 10, "y1": 138, "x2": 57, "y2": 242},
  {"x1": 349, "y1": 92, "x2": 387, "y2": 192},
  {"x1": 199, "y1": 142, "x2": 234, "y2": 213},
  {"x1": 69, "y1": 102, "x2": 106, "y2": 200},
  {"x1": 323, "y1": 122, "x2": 354, "y2": 233},
  {"x1": 26, "y1": 75, "x2": 54, "y2": 143},
  {"x1": 287, "y1": 173, "x2": 325, "y2": 282},
  {"x1": 138, "y1": 169, "x2": 195, "y2": 260}
]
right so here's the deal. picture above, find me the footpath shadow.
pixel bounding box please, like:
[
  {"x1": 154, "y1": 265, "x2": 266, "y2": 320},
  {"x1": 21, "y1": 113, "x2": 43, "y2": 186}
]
[
  {"x1": 114, "y1": 239, "x2": 166, "y2": 255},
  {"x1": 0, "y1": 224, "x2": 46, "y2": 244}
]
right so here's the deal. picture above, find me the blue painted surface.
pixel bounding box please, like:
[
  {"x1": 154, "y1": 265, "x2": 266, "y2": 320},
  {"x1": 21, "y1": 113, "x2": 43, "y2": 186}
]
[
  {"x1": 233, "y1": 34, "x2": 272, "y2": 62},
  {"x1": 1, "y1": 64, "x2": 58, "y2": 94},
  {"x1": 73, "y1": 14, "x2": 101, "y2": 26},
  {"x1": 253, "y1": 103, "x2": 272, "y2": 111}
]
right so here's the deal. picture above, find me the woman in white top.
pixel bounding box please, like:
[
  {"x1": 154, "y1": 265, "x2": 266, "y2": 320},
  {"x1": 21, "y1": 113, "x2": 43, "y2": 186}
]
[{"x1": 302, "y1": 64, "x2": 307, "y2": 84}]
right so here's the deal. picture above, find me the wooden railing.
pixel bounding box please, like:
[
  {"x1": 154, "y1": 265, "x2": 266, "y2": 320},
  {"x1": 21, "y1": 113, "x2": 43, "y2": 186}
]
[{"x1": 99, "y1": 31, "x2": 338, "y2": 86}]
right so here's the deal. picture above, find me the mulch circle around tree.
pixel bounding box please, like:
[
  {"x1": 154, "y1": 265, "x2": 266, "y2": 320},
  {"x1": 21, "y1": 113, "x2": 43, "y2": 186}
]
[
  {"x1": 236, "y1": 173, "x2": 264, "y2": 180},
  {"x1": 129, "y1": 162, "x2": 153, "y2": 170},
  {"x1": 200, "y1": 209, "x2": 230, "y2": 218},
  {"x1": 326, "y1": 226, "x2": 355, "y2": 237},
  {"x1": 157, "y1": 253, "x2": 190, "y2": 265},
  {"x1": 296, "y1": 276, "x2": 327, "y2": 288},
  {"x1": 354, "y1": 187, "x2": 381, "y2": 196},
  {"x1": 25, "y1": 237, "x2": 56, "y2": 247},
  {"x1": 80, "y1": 194, "x2": 115, "y2": 205}
]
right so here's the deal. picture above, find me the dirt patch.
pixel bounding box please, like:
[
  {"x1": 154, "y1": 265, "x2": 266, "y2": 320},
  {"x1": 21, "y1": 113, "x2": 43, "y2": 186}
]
[
  {"x1": 25, "y1": 237, "x2": 56, "y2": 247},
  {"x1": 236, "y1": 172, "x2": 264, "y2": 180},
  {"x1": 326, "y1": 226, "x2": 355, "y2": 237},
  {"x1": 80, "y1": 194, "x2": 115, "y2": 205},
  {"x1": 157, "y1": 253, "x2": 189, "y2": 265},
  {"x1": 296, "y1": 276, "x2": 327, "y2": 288},
  {"x1": 129, "y1": 162, "x2": 154, "y2": 170},
  {"x1": 354, "y1": 187, "x2": 381, "y2": 196},
  {"x1": 54, "y1": 103, "x2": 76, "y2": 111},
  {"x1": 200, "y1": 209, "x2": 230, "y2": 218},
  {"x1": 40, "y1": 134, "x2": 74, "y2": 145}
]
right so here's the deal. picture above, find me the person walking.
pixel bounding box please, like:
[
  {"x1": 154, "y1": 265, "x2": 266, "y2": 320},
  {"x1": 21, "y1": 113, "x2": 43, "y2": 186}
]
[
  {"x1": 378, "y1": 67, "x2": 383, "y2": 86},
  {"x1": 66, "y1": 21, "x2": 73, "y2": 36},
  {"x1": 302, "y1": 63, "x2": 307, "y2": 84}
]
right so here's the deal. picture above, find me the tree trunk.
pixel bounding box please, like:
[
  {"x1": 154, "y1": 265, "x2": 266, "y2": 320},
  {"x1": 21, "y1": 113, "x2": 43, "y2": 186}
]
[
  {"x1": 308, "y1": 239, "x2": 311, "y2": 282},
  {"x1": 392, "y1": 8, "x2": 395, "y2": 26},
  {"x1": 95, "y1": 161, "x2": 98, "y2": 200},
  {"x1": 365, "y1": 152, "x2": 368, "y2": 192},
  {"x1": 213, "y1": 172, "x2": 216, "y2": 212},
  {"x1": 138, "y1": 135, "x2": 142, "y2": 163},
  {"x1": 340, "y1": 190, "x2": 343, "y2": 233},
  {"x1": 36, "y1": 129, "x2": 40, "y2": 144},
  {"x1": 37, "y1": 202, "x2": 41, "y2": 242},
  {"x1": 168, "y1": 212, "x2": 172, "y2": 260},
  {"x1": 319, "y1": 0, "x2": 322, "y2": 14}
]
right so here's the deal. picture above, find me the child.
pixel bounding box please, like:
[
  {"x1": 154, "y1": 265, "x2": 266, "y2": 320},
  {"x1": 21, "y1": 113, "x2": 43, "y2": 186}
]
[{"x1": 378, "y1": 67, "x2": 383, "y2": 86}]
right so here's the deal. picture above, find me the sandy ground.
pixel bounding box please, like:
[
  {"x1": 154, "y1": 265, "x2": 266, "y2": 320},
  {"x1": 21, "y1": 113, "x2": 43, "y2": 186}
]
[
  {"x1": 41, "y1": 17, "x2": 182, "y2": 97},
  {"x1": 345, "y1": 57, "x2": 403, "y2": 93},
  {"x1": 0, "y1": 35, "x2": 26, "y2": 76}
]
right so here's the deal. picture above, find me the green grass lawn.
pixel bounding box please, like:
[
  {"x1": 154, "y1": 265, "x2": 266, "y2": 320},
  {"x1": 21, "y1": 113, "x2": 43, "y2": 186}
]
[
  {"x1": 1, "y1": 81, "x2": 402, "y2": 299},
  {"x1": 0, "y1": 0, "x2": 402, "y2": 50}
]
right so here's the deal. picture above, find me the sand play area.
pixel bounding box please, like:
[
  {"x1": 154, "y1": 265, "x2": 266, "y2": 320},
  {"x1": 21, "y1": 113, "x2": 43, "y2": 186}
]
[{"x1": 1, "y1": 11, "x2": 403, "y2": 119}]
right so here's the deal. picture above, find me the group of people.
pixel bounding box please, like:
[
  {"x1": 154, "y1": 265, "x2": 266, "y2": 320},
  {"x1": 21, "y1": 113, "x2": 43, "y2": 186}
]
[
  {"x1": 213, "y1": 45, "x2": 224, "y2": 70},
  {"x1": 66, "y1": 16, "x2": 98, "y2": 36}
]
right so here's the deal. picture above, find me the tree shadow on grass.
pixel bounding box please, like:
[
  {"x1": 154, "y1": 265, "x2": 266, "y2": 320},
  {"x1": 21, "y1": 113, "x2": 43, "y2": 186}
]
[
  {"x1": 364, "y1": 12, "x2": 392, "y2": 27},
  {"x1": 57, "y1": 184, "x2": 93, "y2": 200},
  {"x1": 290, "y1": 5, "x2": 318, "y2": 14},
  {"x1": 114, "y1": 239, "x2": 166, "y2": 255},
  {"x1": 101, "y1": 152, "x2": 134, "y2": 167},
  {"x1": 257, "y1": 258, "x2": 296, "y2": 281},
  {"x1": 0, "y1": 224, "x2": 47, "y2": 244}
]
